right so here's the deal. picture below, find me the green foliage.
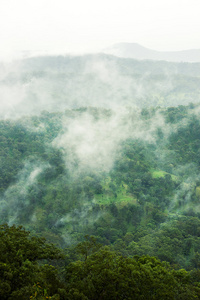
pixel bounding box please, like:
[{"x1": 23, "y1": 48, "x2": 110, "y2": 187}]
[
  {"x1": 0, "y1": 226, "x2": 200, "y2": 299},
  {"x1": 2, "y1": 104, "x2": 200, "y2": 271},
  {"x1": 65, "y1": 246, "x2": 199, "y2": 299},
  {"x1": 0, "y1": 224, "x2": 63, "y2": 299}
]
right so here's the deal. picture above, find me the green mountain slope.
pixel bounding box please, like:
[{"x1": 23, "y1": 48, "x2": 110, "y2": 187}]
[{"x1": 1, "y1": 104, "x2": 200, "y2": 269}]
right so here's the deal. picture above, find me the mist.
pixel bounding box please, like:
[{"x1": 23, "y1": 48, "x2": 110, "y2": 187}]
[
  {"x1": 1, "y1": 54, "x2": 200, "y2": 119},
  {"x1": 0, "y1": 160, "x2": 47, "y2": 225},
  {"x1": 51, "y1": 106, "x2": 173, "y2": 176},
  {"x1": 1, "y1": 52, "x2": 200, "y2": 268}
]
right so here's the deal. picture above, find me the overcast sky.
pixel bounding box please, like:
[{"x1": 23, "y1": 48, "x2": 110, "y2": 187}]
[{"x1": 0, "y1": 0, "x2": 200, "y2": 59}]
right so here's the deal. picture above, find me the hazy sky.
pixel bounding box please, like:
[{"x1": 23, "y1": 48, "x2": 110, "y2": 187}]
[{"x1": 0, "y1": 0, "x2": 200, "y2": 59}]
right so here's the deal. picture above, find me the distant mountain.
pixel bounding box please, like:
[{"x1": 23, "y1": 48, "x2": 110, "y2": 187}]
[{"x1": 103, "y1": 43, "x2": 200, "y2": 62}]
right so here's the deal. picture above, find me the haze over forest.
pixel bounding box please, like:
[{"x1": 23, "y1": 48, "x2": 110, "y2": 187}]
[
  {"x1": 2, "y1": 0, "x2": 200, "y2": 297},
  {"x1": 2, "y1": 43, "x2": 200, "y2": 298},
  {"x1": 1, "y1": 51, "x2": 200, "y2": 119}
]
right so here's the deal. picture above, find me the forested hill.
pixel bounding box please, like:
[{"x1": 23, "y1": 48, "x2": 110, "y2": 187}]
[
  {"x1": 1, "y1": 103, "x2": 200, "y2": 269},
  {"x1": 1, "y1": 54, "x2": 200, "y2": 118},
  {"x1": 2, "y1": 103, "x2": 200, "y2": 298}
]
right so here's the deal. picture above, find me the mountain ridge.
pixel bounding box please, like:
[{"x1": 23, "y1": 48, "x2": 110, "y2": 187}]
[{"x1": 103, "y1": 42, "x2": 200, "y2": 62}]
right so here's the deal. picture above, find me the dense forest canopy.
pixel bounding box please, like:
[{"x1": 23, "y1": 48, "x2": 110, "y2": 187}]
[
  {"x1": 1, "y1": 55, "x2": 200, "y2": 298},
  {"x1": 1, "y1": 225, "x2": 200, "y2": 299},
  {"x1": 1, "y1": 104, "x2": 200, "y2": 267}
]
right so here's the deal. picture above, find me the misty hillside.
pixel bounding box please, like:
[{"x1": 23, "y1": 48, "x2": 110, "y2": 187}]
[
  {"x1": 2, "y1": 103, "x2": 200, "y2": 270},
  {"x1": 2, "y1": 54, "x2": 200, "y2": 298},
  {"x1": 103, "y1": 43, "x2": 200, "y2": 62},
  {"x1": 1, "y1": 54, "x2": 200, "y2": 119}
]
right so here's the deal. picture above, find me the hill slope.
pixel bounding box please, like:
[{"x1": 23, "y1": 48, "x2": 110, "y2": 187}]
[
  {"x1": 103, "y1": 43, "x2": 200, "y2": 62},
  {"x1": 1, "y1": 54, "x2": 200, "y2": 119}
]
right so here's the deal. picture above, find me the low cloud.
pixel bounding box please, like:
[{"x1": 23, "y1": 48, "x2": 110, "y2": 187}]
[
  {"x1": 0, "y1": 160, "x2": 47, "y2": 225},
  {"x1": 52, "y1": 107, "x2": 172, "y2": 174}
]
